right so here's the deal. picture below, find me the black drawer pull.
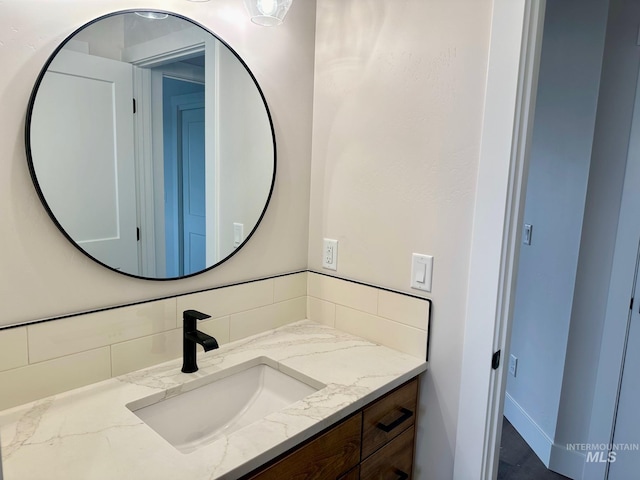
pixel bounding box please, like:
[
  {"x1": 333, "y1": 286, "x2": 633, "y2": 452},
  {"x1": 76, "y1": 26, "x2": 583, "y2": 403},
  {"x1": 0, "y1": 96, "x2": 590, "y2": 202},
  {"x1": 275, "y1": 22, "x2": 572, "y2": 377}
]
[
  {"x1": 376, "y1": 407, "x2": 413, "y2": 433},
  {"x1": 393, "y1": 468, "x2": 409, "y2": 480}
]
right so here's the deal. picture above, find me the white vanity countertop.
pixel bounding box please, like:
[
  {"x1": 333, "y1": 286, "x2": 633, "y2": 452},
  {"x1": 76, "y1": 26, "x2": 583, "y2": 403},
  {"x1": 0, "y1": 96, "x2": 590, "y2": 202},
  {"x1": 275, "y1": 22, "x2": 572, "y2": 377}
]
[{"x1": 0, "y1": 320, "x2": 427, "y2": 480}]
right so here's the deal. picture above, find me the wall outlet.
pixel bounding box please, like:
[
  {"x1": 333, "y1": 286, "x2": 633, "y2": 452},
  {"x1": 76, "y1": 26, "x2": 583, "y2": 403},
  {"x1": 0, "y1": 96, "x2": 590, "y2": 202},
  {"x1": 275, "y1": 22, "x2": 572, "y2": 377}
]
[
  {"x1": 322, "y1": 238, "x2": 338, "y2": 270},
  {"x1": 509, "y1": 354, "x2": 518, "y2": 377}
]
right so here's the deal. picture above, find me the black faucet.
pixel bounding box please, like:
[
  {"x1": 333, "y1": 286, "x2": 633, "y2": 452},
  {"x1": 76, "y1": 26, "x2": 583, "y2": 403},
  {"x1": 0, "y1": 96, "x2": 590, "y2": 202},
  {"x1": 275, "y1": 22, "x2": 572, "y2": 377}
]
[{"x1": 181, "y1": 309, "x2": 219, "y2": 373}]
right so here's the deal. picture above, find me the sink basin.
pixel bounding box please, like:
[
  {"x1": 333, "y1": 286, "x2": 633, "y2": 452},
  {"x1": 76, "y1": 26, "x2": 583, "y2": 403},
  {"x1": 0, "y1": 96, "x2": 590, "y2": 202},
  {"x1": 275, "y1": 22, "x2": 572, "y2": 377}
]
[{"x1": 127, "y1": 362, "x2": 321, "y2": 453}]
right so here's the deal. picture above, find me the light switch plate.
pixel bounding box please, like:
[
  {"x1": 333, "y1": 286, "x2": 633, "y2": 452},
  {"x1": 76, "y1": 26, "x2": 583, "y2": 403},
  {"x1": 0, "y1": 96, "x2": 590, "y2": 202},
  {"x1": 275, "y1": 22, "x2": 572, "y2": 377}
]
[
  {"x1": 322, "y1": 239, "x2": 338, "y2": 270},
  {"x1": 233, "y1": 223, "x2": 244, "y2": 248},
  {"x1": 523, "y1": 224, "x2": 533, "y2": 245},
  {"x1": 411, "y1": 253, "x2": 433, "y2": 292},
  {"x1": 509, "y1": 354, "x2": 518, "y2": 377}
]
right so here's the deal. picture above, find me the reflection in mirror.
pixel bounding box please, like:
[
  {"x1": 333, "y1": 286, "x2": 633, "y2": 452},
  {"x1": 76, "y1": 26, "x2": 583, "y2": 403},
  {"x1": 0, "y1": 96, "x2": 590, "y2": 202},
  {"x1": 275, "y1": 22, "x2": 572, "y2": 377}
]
[{"x1": 27, "y1": 11, "x2": 276, "y2": 280}]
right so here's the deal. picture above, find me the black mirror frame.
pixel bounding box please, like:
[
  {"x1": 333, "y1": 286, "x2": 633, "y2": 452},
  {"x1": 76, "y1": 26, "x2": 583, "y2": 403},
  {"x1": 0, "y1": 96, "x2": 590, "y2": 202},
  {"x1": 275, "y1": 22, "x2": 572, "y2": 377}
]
[{"x1": 24, "y1": 9, "x2": 277, "y2": 281}]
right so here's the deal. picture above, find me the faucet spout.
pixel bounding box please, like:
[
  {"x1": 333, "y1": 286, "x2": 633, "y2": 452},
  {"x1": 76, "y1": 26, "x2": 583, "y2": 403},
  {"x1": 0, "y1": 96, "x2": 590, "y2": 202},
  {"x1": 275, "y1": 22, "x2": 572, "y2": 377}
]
[
  {"x1": 185, "y1": 330, "x2": 219, "y2": 352},
  {"x1": 181, "y1": 309, "x2": 219, "y2": 373}
]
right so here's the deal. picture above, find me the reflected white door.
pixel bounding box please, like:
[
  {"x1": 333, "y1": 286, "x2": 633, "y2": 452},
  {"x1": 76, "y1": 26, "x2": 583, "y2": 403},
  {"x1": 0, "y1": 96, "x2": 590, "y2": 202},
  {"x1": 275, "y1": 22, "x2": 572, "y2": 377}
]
[
  {"x1": 30, "y1": 50, "x2": 138, "y2": 275},
  {"x1": 180, "y1": 105, "x2": 206, "y2": 275}
]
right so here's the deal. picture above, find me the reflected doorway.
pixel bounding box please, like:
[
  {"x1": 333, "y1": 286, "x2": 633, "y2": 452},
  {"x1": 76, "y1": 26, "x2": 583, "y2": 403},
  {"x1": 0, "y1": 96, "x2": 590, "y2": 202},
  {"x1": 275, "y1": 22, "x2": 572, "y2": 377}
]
[{"x1": 161, "y1": 76, "x2": 206, "y2": 277}]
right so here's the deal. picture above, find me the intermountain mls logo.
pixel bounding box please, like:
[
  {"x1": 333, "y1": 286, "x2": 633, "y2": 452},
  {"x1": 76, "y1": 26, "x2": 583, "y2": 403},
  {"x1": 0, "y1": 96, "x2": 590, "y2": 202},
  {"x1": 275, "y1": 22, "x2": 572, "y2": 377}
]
[{"x1": 566, "y1": 443, "x2": 640, "y2": 463}]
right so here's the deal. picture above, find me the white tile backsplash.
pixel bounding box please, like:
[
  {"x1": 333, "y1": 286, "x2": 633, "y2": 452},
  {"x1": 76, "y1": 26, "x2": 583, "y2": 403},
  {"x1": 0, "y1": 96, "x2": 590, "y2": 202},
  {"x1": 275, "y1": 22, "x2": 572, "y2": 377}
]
[
  {"x1": 111, "y1": 329, "x2": 182, "y2": 377},
  {"x1": 0, "y1": 327, "x2": 28, "y2": 372},
  {"x1": 229, "y1": 297, "x2": 307, "y2": 341},
  {"x1": 378, "y1": 289, "x2": 431, "y2": 330},
  {"x1": 176, "y1": 279, "x2": 274, "y2": 318},
  {"x1": 0, "y1": 272, "x2": 430, "y2": 410},
  {"x1": 307, "y1": 272, "x2": 430, "y2": 359},
  {"x1": 307, "y1": 296, "x2": 336, "y2": 327},
  {"x1": 335, "y1": 305, "x2": 428, "y2": 359},
  {"x1": 198, "y1": 316, "x2": 231, "y2": 344},
  {"x1": 0, "y1": 347, "x2": 111, "y2": 411},
  {"x1": 274, "y1": 272, "x2": 307, "y2": 302},
  {"x1": 307, "y1": 273, "x2": 378, "y2": 314},
  {"x1": 28, "y1": 299, "x2": 177, "y2": 363}
]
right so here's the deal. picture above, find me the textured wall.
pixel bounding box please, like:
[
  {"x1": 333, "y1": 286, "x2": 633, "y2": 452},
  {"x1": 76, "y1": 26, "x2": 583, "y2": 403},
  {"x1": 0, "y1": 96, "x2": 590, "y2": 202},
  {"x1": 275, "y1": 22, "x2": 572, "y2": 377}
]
[{"x1": 310, "y1": 1, "x2": 492, "y2": 477}]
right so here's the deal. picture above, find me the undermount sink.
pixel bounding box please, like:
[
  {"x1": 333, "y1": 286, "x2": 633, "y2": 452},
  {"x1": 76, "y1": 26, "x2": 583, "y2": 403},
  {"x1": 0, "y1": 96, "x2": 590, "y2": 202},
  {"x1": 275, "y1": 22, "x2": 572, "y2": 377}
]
[{"x1": 127, "y1": 361, "x2": 322, "y2": 454}]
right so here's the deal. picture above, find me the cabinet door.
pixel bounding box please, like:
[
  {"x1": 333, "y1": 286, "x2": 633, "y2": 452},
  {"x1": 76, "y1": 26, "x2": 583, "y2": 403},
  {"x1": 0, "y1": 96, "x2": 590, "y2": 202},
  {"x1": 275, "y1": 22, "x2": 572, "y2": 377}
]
[
  {"x1": 360, "y1": 426, "x2": 415, "y2": 480},
  {"x1": 247, "y1": 413, "x2": 362, "y2": 480}
]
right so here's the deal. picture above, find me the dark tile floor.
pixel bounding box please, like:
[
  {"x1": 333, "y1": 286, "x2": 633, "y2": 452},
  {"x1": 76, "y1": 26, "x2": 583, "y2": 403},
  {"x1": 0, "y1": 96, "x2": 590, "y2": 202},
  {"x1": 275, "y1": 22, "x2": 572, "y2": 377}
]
[{"x1": 498, "y1": 418, "x2": 571, "y2": 480}]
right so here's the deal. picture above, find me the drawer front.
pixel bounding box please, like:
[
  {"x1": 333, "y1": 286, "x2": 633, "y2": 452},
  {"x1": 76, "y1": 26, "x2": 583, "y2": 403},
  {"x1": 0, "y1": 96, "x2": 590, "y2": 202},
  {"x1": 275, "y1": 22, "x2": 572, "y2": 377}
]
[
  {"x1": 360, "y1": 425, "x2": 415, "y2": 480},
  {"x1": 362, "y1": 378, "x2": 418, "y2": 458},
  {"x1": 247, "y1": 413, "x2": 362, "y2": 480},
  {"x1": 338, "y1": 465, "x2": 360, "y2": 480}
]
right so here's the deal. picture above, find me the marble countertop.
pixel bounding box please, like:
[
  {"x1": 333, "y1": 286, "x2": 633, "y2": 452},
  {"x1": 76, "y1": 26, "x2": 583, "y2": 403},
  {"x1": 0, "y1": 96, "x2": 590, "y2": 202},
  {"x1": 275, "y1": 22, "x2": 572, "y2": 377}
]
[{"x1": 0, "y1": 320, "x2": 427, "y2": 480}]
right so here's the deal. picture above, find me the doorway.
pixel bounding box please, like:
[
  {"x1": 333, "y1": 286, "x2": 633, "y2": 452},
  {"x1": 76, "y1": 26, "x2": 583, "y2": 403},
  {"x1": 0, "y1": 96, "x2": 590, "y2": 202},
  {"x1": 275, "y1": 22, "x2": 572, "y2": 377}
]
[
  {"x1": 499, "y1": 1, "x2": 610, "y2": 478},
  {"x1": 455, "y1": 0, "x2": 640, "y2": 479},
  {"x1": 161, "y1": 77, "x2": 206, "y2": 277}
]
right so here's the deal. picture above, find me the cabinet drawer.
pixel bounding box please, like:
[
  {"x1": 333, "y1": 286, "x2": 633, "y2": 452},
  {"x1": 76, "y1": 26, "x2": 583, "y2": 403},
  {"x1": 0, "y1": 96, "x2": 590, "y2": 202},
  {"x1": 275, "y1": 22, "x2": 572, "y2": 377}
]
[
  {"x1": 360, "y1": 425, "x2": 415, "y2": 480},
  {"x1": 247, "y1": 413, "x2": 362, "y2": 480},
  {"x1": 338, "y1": 465, "x2": 360, "y2": 480},
  {"x1": 362, "y1": 378, "x2": 418, "y2": 458}
]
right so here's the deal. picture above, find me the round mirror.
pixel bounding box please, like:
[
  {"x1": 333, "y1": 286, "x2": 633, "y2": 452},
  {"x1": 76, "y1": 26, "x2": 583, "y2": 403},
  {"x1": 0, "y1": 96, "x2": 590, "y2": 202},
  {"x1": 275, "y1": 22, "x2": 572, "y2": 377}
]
[{"x1": 26, "y1": 10, "x2": 276, "y2": 280}]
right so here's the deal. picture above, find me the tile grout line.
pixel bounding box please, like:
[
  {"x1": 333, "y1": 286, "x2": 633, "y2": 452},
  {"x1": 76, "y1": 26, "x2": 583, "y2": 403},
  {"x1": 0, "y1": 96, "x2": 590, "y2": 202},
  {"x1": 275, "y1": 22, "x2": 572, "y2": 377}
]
[{"x1": 334, "y1": 304, "x2": 428, "y2": 334}]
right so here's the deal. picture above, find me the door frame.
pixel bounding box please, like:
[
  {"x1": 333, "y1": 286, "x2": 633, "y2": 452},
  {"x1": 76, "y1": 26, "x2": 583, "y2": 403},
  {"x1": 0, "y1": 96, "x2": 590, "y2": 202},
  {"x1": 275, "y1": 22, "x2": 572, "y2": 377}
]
[
  {"x1": 127, "y1": 29, "x2": 210, "y2": 277},
  {"x1": 454, "y1": 1, "x2": 546, "y2": 479}
]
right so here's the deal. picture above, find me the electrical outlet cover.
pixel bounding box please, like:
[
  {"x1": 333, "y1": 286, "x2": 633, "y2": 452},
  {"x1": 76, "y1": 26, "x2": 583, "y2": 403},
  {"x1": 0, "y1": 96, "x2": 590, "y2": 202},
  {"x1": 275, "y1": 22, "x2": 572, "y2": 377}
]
[
  {"x1": 509, "y1": 354, "x2": 518, "y2": 377},
  {"x1": 322, "y1": 239, "x2": 338, "y2": 270}
]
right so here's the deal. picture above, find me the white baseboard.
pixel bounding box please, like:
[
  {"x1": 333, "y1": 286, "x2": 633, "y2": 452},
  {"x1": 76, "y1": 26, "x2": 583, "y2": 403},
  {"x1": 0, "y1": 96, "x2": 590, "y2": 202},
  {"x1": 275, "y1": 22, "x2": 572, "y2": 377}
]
[
  {"x1": 503, "y1": 393, "x2": 585, "y2": 479},
  {"x1": 549, "y1": 442, "x2": 585, "y2": 479},
  {"x1": 503, "y1": 392, "x2": 553, "y2": 466}
]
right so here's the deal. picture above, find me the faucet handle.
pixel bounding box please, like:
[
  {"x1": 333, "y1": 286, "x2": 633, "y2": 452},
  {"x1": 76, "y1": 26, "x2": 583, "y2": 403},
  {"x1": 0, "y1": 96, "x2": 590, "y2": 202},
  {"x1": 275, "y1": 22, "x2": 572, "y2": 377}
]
[{"x1": 183, "y1": 310, "x2": 212, "y2": 321}]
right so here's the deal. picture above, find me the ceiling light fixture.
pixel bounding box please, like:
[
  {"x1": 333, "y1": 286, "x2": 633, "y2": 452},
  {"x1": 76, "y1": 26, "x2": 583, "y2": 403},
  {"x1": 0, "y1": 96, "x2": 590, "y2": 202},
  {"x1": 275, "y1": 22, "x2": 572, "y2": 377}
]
[{"x1": 243, "y1": 0, "x2": 292, "y2": 26}]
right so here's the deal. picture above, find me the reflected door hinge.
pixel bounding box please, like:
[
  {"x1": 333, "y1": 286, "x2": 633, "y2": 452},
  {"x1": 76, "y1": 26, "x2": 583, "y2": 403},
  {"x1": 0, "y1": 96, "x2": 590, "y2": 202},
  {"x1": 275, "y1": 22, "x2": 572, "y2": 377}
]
[
  {"x1": 631, "y1": 297, "x2": 634, "y2": 311},
  {"x1": 137, "y1": 227, "x2": 140, "y2": 242},
  {"x1": 133, "y1": 98, "x2": 137, "y2": 114},
  {"x1": 492, "y1": 350, "x2": 501, "y2": 370}
]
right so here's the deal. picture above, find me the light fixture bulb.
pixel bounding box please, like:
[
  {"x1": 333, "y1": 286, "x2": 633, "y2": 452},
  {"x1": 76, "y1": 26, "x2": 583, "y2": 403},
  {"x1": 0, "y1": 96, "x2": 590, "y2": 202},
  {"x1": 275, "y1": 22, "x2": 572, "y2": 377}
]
[
  {"x1": 243, "y1": 0, "x2": 292, "y2": 27},
  {"x1": 257, "y1": 0, "x2": 277, "y2": 16}
]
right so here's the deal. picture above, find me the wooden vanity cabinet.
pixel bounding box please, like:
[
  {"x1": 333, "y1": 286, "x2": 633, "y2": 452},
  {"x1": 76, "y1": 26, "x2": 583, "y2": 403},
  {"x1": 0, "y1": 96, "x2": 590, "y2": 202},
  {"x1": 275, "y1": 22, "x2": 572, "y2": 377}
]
[
  {"x1": 360, "y1": 426, "x2": 415, "y2": 480},
  {"x1": 246, "y1": 413, "x2": 362, "y2": 480},
  {"x1": 243, "y1": 377, "x2": 419, "y2": 480},
  {"x1": 338, "y1": 466, "x2": 361, "y2": 480}
]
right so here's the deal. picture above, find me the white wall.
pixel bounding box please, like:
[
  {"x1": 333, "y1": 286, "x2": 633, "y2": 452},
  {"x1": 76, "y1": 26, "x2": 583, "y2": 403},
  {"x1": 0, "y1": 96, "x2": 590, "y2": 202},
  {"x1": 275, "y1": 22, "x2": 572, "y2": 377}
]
[
  {"x1": 556, "y1": 0, "x2": 640, "y2": 461},
  {"x1": 217, "y1": 42, "x2": 274, "y2": 256},
  {"x1": 0, "y1": 0, "x2": 315, "y2": 327},
  {"x1": 310, "y1": 1, "x2": 492, "y2": 478},
  {"x1": 72, "y1": 15, "x2": 125, "y2": 60},
  {"x1": 504, "y1": 0, "x2": 609, "y2": 466}
]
